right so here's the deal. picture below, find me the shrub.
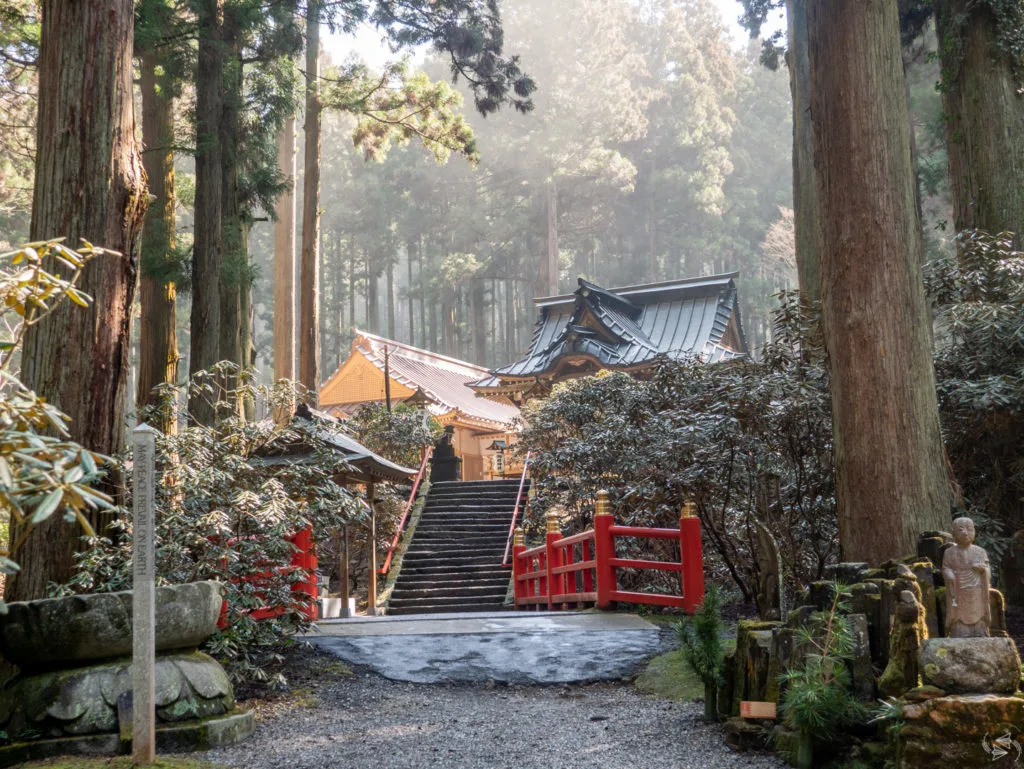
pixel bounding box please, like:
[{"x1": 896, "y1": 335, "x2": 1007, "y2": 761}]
[
  {"x1": 926, "y1": 230, "x2": 1024, "y2": 566},
  {"x1": 520, "y1": 292, "x2": 836, "y2": 604},
  {"x1": 64, "y1": 372, "x2": 364, "y2": 684},
  {"x1": 678, "y1": 586, "x2": 727, "y2": 720},
  {"x1": 0, "y1": 240, "x2": 115, "y2": 607}
]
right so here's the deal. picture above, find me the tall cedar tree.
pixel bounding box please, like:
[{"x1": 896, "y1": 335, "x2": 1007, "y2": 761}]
[
  {"x1": 935, "y1": 0, "x2": 1024, "y2": 245},
  {"x1": 136, "y1": 0, "x2": 183, "y2": 432},
  {"x1": 299, "y1": 0, "x2": 322, "y2": 398},
  {"x1": 807, "y1": 0, "x2": 951, "y2": 563},
  {"x1": 10, "y1": 0, "x2": 148, "y2": 600}
]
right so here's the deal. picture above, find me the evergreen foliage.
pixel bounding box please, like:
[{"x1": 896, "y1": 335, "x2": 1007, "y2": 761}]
[{"x1": 778, "y1": 584, "x2": 868, "y2": 769}]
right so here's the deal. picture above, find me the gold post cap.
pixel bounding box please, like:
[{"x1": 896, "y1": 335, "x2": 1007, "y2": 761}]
[
  {"x1": 545, "y1": 511, "x2": 560, "y2": 533},
  {"x1": 513, "y1": 527, "x2": 525, "y2": 546},
  {"x1": 595, "y1": 489, "x2": 613, "y2": 518},
  {"x1": 680, "y1": 501, "x2": 697, "y2": 519}
]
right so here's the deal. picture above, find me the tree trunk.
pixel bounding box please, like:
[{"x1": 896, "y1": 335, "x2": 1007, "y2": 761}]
[
  {"x1": 137, "y1": 43, "x2": 178, "y2": 432},
  {"x1": 419, "y1": 236, "x2": 428, "y2": 348},
  {"x1": 407, "y1": 238, "x2": 416, "y2": 344},
  {"x1": 386, "y1": 254, "x2": 395, "y2": 339},
  {"x1": 188, "y1": 0, "x2": 224, "y2": 424},
  {"x1": 367, "y1": 267, "x2": 379, "y2": 333},
  {"x1": 218, "y1": 9, "x2": 246, "y2": 378},
  {"x1": 298, "y1": 0, "x2": 321, "y2": 400},
  {"x1": 545, "y1": 179, "x2": 559, "y2": 295},
  {"x1": 808, "y1": 0, "x2": 951, "y2": 564},
  {"x1": 936, "y1": 1, "x2": 1024, "y2": 245},
  {"x1": 786, "y1": 0, "x2": 820, "y2": 302},
  {"x1": 273, "y1": 116, "x2": 297, "y2": 389},
  {"x1": 472, "y1": 280, "x2": 486, "y2": 365},
  {"x1": 348, "y1": 238, "x2": 356, "y2": 331},
  {"x1": 11, "y1": 0, "x2": 147, "y2": 601}
]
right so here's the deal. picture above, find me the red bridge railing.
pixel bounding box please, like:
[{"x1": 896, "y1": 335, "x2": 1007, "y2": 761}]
[
  {"x1": 378, "y1": 446, "x2": 433, "y2": 576},
  {"x1": 512, "y1": 490, "x2": 704, "y2": 614}
]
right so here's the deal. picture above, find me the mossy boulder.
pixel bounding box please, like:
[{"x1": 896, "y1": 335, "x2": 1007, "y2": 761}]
[
  {"x1": 920, "y1": 637, "x2": 1022, "y2": 695},
  {"x1": 900, "y1": 694, "x2": 1024, "y2": 768}
]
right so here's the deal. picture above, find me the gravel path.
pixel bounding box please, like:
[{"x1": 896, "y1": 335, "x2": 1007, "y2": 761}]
[{"x1": 201, "y1": 669, "x2": 785, "y2": 769}]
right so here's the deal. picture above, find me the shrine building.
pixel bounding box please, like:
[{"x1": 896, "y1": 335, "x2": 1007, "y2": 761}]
[
  {"x1": 471, "y1": 273, "x2": 748, "y2": 404},
  {"x1": 319, "y1": 330, "x2": 521, "y2": 481}
]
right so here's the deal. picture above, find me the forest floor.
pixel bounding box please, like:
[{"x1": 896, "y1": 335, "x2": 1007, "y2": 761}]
[{"x1": 204, "y1": 644, "x2": 784, "y2": 769}]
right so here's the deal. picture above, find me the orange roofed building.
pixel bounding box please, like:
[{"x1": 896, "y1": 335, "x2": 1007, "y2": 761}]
[{"x1": 319, "y1": 331, "x2": 521, "y2": 481}]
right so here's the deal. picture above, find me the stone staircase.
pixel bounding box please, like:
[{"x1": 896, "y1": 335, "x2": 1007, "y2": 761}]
[{"x1": 387, "y1": 479, "x2": 527, "y2": 615}]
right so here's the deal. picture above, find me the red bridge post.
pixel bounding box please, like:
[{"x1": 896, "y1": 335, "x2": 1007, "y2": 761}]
[
  {"x1": 679, "y1": 502, "x2": 704, "y2": 614},
  {"x1": 544, "y1": 512, "x2": 562, "y2": 611},
  {"x1": 512, "y1": 527, "x2": 527, "y2": 606},
  {"x1": 594, "y1": 490, "x2": 615, "y2": 610}
]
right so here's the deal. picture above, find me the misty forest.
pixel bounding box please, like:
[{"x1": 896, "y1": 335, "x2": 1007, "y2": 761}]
[{"x1": 2, "y1": 0, "x2": 1024, "y2": 767}]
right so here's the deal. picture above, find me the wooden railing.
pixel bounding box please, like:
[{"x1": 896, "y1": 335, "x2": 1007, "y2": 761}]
[
  {"x1": 512, "y1": 490, "x2": 704, "y2": 613},
  {"x1": 502, "y1": 450, "x2": 532, "y2": 568},
  {"x1": 377, "y1": 446, "x2": 433, "y2": 576}
]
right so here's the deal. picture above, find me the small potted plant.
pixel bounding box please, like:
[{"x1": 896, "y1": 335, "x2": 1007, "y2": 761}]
[{"x1": 678, "y1": 585, "x2": 726, "y2": 721}]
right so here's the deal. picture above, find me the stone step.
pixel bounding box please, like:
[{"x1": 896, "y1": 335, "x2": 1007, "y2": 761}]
[
  {"x1": 398, "y1": 563, "x2": 512, "y2": 577},
  {"x1": 409, "y1": 536, "x2": 509, "y2": 548},
  {"x1": 389, "y1": 593, "x2": 507, "y2": 609},
  {"x1": 431, "y1": 480, "x2": 524, "y2": 489},
  {"x1": 395, "y1": 575, "x2": 510, "y2": 590},
  {"x1": 418, "y1": 512, "x2": 515, "y2": 522},
  {"x1": 422, "y1": 503, "x2": 518, "y2": 514},
  {"x1": 399, "y1": 554, "x2": 503, "y2": 568},
  {"x1": 387, "y1": 601, "x2": 508, "y2": 616},
  {"x1": 391, "y1": 584, "x2": 509, "y2": 601},
  {"x1": 413, "y1": 523, "x2": 510, "y2": 534}
]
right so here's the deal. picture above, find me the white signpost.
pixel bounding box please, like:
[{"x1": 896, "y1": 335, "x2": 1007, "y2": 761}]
[{"x1": 132, "y1": 423, "x2": 158, "y2": 764}]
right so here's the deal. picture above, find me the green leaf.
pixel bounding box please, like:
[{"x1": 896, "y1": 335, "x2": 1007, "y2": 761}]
[{"x1": 30, "y1": 488, "x2": 64, "y2": 523}]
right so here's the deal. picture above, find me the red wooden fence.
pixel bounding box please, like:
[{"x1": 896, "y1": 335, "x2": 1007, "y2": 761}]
[{"x1": 512, "y1": 490, "x2": 704, "y2": 614}]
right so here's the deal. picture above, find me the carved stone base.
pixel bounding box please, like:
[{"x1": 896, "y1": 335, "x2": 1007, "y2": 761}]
[
  {"x1": 0, "y1": 708, "x2": 255, "y2": 768},
  {"x1": 0, "y1": 651, "x2": 233, "y2": 740}
]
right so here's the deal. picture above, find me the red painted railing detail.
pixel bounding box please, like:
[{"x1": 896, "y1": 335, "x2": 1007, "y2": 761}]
[
  {"x1": 512, "y1": 492, "x2": 704, "y2": 614},
  {"x1": 217, "y1": 526, "x2": 319, "y2": 628},
  {"x1": 378, "y1": 446, "x2": 433, "y2": 576},
  {"x1": 502, "y1": 450, "x2": 531, "y2": 568}
]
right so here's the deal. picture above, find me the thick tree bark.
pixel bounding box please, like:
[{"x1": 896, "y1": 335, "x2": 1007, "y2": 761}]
[
  {"x1": 298, "y1": 0, "x2": 321, "y2": 399},
  {"x1": 137, "y1": 45, "x2": 179, "y2": 433},
  {"x1": 274, "y1": 117, "x2": 297, "y2": 386},
  {"x1": 786, "y1": 0, "x2": 820, "y2": 302},
  {"x1": 936, "y1": 1, "x2": 1024, "y2": 245},
  {"x1": 11, "y1": 0, "x2": 148, "y2": 601},
  {"x1": 188, "y1": 0, "x2": 224, "y2": 424},
  {"x1": 808, "y1": 0, "x2": 951, "y2": 564}
]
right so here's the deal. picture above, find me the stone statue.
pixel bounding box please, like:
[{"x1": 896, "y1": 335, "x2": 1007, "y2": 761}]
[{"x1": 941, "y1": 517, "x2": 991, "y2": 638}]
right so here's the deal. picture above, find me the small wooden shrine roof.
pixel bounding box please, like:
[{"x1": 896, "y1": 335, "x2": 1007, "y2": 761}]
[{"x1": 320, "y1": 330, "x2": 520, "y2": 431}]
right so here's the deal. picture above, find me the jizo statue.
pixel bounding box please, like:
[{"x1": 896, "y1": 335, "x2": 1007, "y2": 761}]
[{"x1": 941, "y1": 517, "x2": 992, "y2": 638}]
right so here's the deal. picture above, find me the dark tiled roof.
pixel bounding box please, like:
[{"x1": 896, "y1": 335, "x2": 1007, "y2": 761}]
[
  {"x1": 473, "y1": 274, "x2": 747, "y2": 388},
  {"x1": 341, "y1": 331, "x2": 520, "y2": 429}
]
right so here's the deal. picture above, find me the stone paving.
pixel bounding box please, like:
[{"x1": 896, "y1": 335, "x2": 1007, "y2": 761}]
[{"x1": 306, "y1": 611, "x2": 672, "y2": 685}]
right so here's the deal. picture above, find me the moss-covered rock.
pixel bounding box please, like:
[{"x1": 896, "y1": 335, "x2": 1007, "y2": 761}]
[
  {"x1": 899, "y1": 694, "x2": 1024, "y2": 768},
  {"x1": 919, "y1": 637, "x2": 1021, "y2": 695}
]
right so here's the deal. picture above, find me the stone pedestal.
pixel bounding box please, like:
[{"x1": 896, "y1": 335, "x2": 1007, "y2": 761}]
[
  {"x1": 0, "y1": 582, "x2": 254, "y2": 766},
  {"x1": 919, "y1": 637, "x2": 1022, "y2": 694}
]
